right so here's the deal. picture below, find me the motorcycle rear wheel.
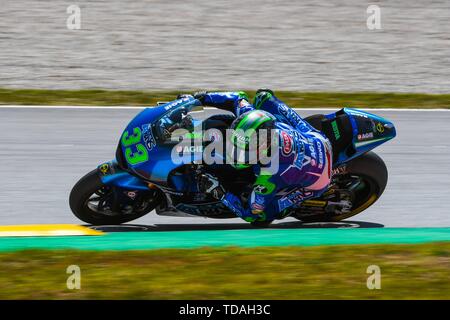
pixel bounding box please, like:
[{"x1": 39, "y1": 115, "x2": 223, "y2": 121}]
[{"x1": 294, "y1": 151, "x2": 388, "y2": 222}]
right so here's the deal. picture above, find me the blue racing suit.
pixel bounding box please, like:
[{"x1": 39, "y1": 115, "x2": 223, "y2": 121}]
[{"x1": 201, "y1": 90, "x2": 333, "y2": 222}]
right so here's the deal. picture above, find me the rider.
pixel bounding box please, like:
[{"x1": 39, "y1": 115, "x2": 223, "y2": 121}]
[{"x1": 194, "y1": 89, "x2": 333, "y2": 224}]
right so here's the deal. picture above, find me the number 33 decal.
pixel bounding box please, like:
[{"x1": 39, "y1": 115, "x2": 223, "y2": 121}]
[{"x1": 121, "y1": 127, "x2": 149, "y2": 165}]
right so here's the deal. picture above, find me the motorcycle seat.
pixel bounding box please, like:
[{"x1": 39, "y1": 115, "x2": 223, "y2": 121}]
[{"x1": 305, "y1": 111, "x2": 354, "y2": 162}]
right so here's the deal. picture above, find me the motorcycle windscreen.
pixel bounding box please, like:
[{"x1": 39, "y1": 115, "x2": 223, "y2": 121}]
[{"x1": 117, "y1": 97, "x2": 203, "y2": 185}]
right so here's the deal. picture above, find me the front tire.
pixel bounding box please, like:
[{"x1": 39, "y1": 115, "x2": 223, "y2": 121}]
[{"x1": 69, "y1": 170, "x2": 161, "y2": 225}]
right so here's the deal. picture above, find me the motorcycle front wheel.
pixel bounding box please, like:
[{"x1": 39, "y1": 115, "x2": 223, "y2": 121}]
[{"x1": 69, "y1": 169, "x2": 162, "y2": 225}]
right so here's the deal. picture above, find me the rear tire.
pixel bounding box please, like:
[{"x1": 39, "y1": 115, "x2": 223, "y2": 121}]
[
  {"x1": 69, "y1": 170, "x2": 161, "y2": 225},
  {"x1": 296, "y1": 151, "x2": 388, "y2": 222}
]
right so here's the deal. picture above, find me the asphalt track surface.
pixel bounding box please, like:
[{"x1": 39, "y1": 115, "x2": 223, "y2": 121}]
[{"x1": 1, "y1": 106, "x2": 449, "y2": 228}]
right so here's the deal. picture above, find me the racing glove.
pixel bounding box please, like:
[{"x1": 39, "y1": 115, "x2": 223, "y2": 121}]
[
  {"x1": 193, "y1": 91, "x2": 208, "y2": 104},
  {"x1": 176, "y1": 93, "x2": 194, "y2": 100}
]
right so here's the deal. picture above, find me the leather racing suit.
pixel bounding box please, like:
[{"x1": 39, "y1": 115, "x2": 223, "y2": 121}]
[{"x1": 199, "y1": 90, "x2": 333, "y2": 223}]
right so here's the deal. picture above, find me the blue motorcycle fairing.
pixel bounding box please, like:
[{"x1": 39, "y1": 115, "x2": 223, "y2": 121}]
[
  {"x1": 118, "y1": 96, "x2": 203, "y2": 186},
  {"x1": 324, "y1": 107, "x2": 396, "y2": 165},
  {"x1": 97, "y1": 161, "x2": 150, "y2": 191}
]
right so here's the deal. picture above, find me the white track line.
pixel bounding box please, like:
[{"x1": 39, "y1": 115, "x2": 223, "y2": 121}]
[{"x1": 0, "y1": 105, "x2": 449, "y2": 112}]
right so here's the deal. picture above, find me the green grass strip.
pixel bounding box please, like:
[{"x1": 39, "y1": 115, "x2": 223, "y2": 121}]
[
  {"x1": 0, "y1": 242, "x2": 449, "y2": 299},
  {"x1": 1, "y1": 88, "x2": 450, "y2": 108}
]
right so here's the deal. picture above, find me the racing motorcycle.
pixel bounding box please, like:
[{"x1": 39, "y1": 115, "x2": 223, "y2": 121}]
[{"x1": 70, "y1": 96, "x2": 396, "y2": 226}]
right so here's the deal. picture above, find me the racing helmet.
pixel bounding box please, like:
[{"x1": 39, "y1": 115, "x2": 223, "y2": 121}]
[{"x1": 227, "y1": 110, "x2": 276, "y2": 169}]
